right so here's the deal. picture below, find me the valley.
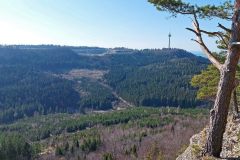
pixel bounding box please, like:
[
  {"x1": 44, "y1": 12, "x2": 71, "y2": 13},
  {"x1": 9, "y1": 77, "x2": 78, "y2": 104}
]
[
  {"x1": 0, "y1": 46, "x2": 209, "y2": 123},
  {"x1": 1, "y1": 1, "x2": 239, "y2": 159},
  {"x1": 0, "y1": 107, "x2": 209, "y2": 160},
  {"x1": 0, "y1": 45, "x2": 210, "y2": 160}
]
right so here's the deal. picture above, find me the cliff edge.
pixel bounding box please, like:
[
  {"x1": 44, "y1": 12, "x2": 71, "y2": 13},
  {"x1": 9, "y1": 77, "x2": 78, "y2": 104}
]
[{"x1": 177, "y1": 116, "x2": 240, "y2": 160}]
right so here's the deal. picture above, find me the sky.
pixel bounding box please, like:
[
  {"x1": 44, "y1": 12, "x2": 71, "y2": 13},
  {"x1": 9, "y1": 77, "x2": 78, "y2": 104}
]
[{"x1": 0, "y1": 0, "x2": 231, "y2": 52}]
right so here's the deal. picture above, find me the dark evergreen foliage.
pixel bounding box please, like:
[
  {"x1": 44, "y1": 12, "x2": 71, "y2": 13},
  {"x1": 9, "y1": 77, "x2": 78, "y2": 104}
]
[
  {"x1": 0, "y1": 46, "x2": 208, "y2": 123},
  {"x1": 0, "y1": 133, "x2": 38, "y2": 160},
  {"x1": 105, "y1": 49, "x2": 208, "y2": 107}
]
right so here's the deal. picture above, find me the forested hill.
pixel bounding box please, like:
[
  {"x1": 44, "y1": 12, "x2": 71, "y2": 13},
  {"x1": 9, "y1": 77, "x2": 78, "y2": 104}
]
[
  {"x1": 105, "y1": 49, "x2": 208, "y2": 107},
  {"x1": 0, "y1": 46, "x2": 209, "y2": 123}
]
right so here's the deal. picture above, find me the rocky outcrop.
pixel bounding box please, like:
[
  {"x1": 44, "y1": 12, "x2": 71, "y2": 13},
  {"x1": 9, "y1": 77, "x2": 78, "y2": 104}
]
[{"x1": 177, "y1": 116, "x2": 240, "y2": 160}]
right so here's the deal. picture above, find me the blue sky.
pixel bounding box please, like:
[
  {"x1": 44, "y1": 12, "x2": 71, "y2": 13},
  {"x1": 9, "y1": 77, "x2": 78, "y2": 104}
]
[{"x1": 0, "y1": 0, "x2": 231, "y2": 51}]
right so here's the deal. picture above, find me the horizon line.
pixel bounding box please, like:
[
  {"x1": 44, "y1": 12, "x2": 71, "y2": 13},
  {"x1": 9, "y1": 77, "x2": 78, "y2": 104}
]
[{"x1": 0, "y1": 43, "x2": 203, "y2": 52}]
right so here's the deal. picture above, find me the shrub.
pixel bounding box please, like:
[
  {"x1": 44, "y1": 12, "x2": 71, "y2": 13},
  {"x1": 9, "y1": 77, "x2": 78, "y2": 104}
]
[
  {"x1": 102, "y1": 152, "x2": 114, "y2": 160},
  {"x1": 81, "y1": 135, "x2": 101, "y2": 152}
]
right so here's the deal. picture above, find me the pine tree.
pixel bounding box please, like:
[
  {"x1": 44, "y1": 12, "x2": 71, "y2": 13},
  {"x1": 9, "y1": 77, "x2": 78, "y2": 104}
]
[{"x1": 148, "y1": 0, "x2": 240, "y2": 157}]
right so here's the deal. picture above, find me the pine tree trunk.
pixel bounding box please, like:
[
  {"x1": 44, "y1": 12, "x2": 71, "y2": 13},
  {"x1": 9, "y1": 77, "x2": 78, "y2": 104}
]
[
  {"x1": 233, "y1": 90, "x2": 239, "y2": 119},
  {"x1": 205, "y1": 66, "x2": 237, "y2": 157},
  {"x1": 205, "y1": 0, "x2": 240, "y2": 157}
]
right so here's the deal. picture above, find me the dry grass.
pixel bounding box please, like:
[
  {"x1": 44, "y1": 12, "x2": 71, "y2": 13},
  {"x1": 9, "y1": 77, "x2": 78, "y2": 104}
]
[{"x1": 38, "y1": 115, "x2": 208, "y2": 160}]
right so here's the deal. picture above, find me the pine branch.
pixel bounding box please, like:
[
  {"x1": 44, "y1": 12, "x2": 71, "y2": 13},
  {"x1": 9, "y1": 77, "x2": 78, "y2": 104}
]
[
  {"x1": 218, "y1": 23, "x2": 232, "y2": 33},
  {"x1": 188, "y1": 11, "x2": 223, "y2": 70},
  {"x1": 198, "y1": 30, "x2": 228, "y2": 47}
]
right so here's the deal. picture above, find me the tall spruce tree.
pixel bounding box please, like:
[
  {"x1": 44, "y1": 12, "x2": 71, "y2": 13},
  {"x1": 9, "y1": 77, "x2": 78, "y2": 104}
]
[{"x1": 148, "y1": 0, "x2": 240, "y2": 157}]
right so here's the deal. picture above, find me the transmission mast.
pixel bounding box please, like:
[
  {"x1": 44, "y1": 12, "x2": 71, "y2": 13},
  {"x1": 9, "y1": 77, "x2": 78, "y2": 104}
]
[{"x1": 168, "y1": 33, "x2": 171, "y2": 49}]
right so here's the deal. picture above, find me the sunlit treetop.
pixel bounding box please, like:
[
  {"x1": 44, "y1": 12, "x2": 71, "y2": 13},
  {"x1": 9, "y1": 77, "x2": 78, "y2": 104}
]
[{"x1": 148, "y1": 0, "x2": 233, "y2": 20}]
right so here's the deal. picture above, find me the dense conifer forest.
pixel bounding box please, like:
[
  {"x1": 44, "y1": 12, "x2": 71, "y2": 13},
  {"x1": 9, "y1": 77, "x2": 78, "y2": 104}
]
[{"x1": 0, "y1": 46, "x2": 209, "y2": 123}]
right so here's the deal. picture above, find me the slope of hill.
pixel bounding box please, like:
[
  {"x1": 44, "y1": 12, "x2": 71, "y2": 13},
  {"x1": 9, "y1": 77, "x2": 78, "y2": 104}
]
[
  {"x1": 177, "y1": 115, "x2": 240, "y2": 160},
  {"x1": 0, "y1": 46, "x2": 209, "y2": 123},
  {"x1": 0, "y1": 107, "x2": 209, "y2": 160},
  {"x1": 105, "y1": 51, "x2": 207, "y2": 107}
]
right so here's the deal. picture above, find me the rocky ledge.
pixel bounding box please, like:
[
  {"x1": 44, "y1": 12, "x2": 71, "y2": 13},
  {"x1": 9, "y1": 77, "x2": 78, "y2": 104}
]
[{"x1": 177, "y1": 116, "x2": 240, "y2": 160}]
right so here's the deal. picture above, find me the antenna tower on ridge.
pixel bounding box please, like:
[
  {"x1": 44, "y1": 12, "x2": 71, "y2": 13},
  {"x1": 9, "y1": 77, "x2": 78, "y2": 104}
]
[{"x1": 168, "y1": 32, "x2": 171, "y2": 49}]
